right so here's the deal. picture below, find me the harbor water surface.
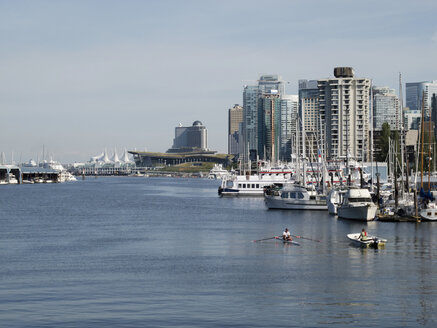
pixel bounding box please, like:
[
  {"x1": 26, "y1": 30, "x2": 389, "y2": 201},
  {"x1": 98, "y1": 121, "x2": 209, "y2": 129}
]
[{"x1": 0, "y1": 177, "x2": 436, "y2": 327}]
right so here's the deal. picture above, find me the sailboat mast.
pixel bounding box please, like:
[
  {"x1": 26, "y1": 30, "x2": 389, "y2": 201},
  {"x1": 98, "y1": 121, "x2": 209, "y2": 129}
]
[
  {"x1": 420, "y1": 93, "x2": 425, "y2": 189},
  {"x1": 370, "y1": 81, "x2": 374, "y2": 192},
  {"x1": 428, "y1": 103, "x2": 432, "y2": 190},
  {"x1": 399, "y1": 73, "x2": 405, "y2": 196}
]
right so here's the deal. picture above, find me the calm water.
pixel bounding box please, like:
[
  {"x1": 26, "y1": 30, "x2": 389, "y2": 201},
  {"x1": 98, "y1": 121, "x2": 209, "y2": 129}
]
[{"x1": 0, "y1": 177, "x2": 436, "y2": 327}]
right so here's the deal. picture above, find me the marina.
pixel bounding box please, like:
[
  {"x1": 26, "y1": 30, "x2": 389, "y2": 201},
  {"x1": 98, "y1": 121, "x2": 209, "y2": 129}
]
[{"x1": 0, "y1": 177, "x2": 436, "y2": 327}]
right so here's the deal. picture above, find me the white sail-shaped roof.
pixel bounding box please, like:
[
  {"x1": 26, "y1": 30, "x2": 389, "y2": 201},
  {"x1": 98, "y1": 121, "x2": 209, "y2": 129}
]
[
  {"x1": 90, "y1": 152, "x2": 104, "y2": 162},
  {"x1": 121, "y1": 149, "x2": 133, "y2": 163},
  {"x1": 111, "y1": 149, "x2": 121, "y2": 163},
  {"x1": 102, "y1": 150, "x2": 112, "y2": 163}
]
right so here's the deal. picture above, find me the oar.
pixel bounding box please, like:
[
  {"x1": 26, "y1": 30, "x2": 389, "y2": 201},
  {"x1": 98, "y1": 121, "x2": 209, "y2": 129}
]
[
  {"x1": 253, "y1": 236, "x2": 278, "y2": 242},
  {"x1": 291, "y1": 234, "x2": 321, "y2": 242}
]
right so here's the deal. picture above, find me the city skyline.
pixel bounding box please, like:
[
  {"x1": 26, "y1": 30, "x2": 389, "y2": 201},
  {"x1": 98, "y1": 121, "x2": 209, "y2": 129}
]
[{"x1": 1, "y1": 0, "x2": 437, "y2": 163}]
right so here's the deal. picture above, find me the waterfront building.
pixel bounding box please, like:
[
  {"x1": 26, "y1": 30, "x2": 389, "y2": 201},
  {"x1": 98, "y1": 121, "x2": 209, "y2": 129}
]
[
  {"x1": 228, "y1": 104, "x2": 243, "y2": 155},
  {"x1": 257, "y1": 91, "x2": 281, "y2": 162},
  {"x1": 406, "y1": 81, "x2": 437, "y2": 118},
  {"x1": 168, "y1": 121, "x2": 208, "y2": 153},
  {"x1": 318, "y1": 67, "x2": 371, "y2": 161},
  {"x1": 372, "y1": 86, "x2": 401, "y2": 131},
  {"x1": 298, "y1": 80, "x2": 320, "y2": 161},
  {"x1": 404, "y1": 107, "x2": 421, "y2": 130},
  {"x1": 242, "y1": 75, "x2": 285, "y2": 161},
  {"x1": 242, "y1": 85, "x2": 259, "y2": 159},
  {"x1": 279, "y1": 95, "x2": 298, "y2": 161}
]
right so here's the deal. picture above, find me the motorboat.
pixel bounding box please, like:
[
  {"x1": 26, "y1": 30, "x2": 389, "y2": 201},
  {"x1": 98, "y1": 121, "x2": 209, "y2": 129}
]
[
  {"x1": 6, "y1": 173, "x2": 18, "y2": 184},
  {"x1": 218, "y1": 162, "x2": 294, "y2": 197},
  {"x1": 264, "y1": 183, "x2": 327, "y2": 210},
  {"x1": 347, "y1": 233, "x2": 387, "y2": 248},
  {"x1": 419, "y1": 202, "x2": 437, "y2": 221},
  {"x1": 208, "y1": 164, "x2": 230, "y2": 180},
  {"x1": 218, "y1": 173, "x2": 290, "y2": 197},
  {"x1": 337, "y1": 188, "x2": 377, "y2": 221}
]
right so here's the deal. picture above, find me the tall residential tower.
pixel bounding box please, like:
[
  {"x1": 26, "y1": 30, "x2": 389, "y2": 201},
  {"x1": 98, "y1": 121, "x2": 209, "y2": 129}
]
[{"x1": 318, "y1": 67, "x2": 371, "y2": 160}]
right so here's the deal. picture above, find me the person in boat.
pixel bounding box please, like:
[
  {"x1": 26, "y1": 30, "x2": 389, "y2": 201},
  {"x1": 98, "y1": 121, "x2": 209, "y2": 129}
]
[
  {"x1": 282, "y1": 228, "x2": 292, "y2": 241},
  {"x1": 359, "y1": 228, "x2": 368, "y2": 241}
]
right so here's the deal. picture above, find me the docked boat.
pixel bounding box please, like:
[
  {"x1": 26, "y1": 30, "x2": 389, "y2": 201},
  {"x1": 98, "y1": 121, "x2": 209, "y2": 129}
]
[
  {"x1": 218, "y1": 163, "x2": 294, "y2": 197},
  {"x1": 6, "y1": 173, "x2": 18, "y2": 184},
  {"x1": 337, "y1": 188, "x2": 377, "y2": 221},
  {"x1": 264, "y1": 183, "x2": 327, "y2": 210},
  {"x1": 419, "y1": 202, "x2": 437, "y2": 221},
  {"x1": 218, "y1": 173, "x2": 290, "y2": 196},
  {"x1": 347, "y1": 233, "x2": 387, "y2": 248},
  {"x1": 326, "y1": 187, "x2": 348, "y2": 215},
  {"x1": 208, "y1": 164, "x2": 230, "y2": 180}
]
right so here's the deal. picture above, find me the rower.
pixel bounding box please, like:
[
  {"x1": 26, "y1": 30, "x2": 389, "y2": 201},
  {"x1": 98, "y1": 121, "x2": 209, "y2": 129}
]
[
  {"x1": 359, "y1": 228, "x2": 368, "y2": 241},
  {"x1": 282, "y1": 228, "x2": 292, "y2": 241}
]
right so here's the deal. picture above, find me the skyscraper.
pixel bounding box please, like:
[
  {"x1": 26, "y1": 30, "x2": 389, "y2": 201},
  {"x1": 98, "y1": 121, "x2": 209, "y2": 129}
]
[
  {"x1": 280, "y1": 95, "x2": 298, "y2": 161},
  {"x1": 242, "y1": 85, "x2": 259, "y2": 158},
  {"x1": 318, "y1": 67, "x2": 371, "y2": 160},
  {"x1": 299, "y1": 80, "x2": 320, "y2": 161},
  {"x1": 242, "y1": 75, "x2": 285, "y2": 161},
  {"x1": 258, "y1": 91, "x2": 281, "y2": 162},
  {"x1": 406, "y1": 81, "x2": 437, "y2": 118},
  {"x1": 372, "y1": 86, "x2": 401, "y2": 131},
  {"x1": 228, "y1": 104, "x2": 243, "y2": 155}
]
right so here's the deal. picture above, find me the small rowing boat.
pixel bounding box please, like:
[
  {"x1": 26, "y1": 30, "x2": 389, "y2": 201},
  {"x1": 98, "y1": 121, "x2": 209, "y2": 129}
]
[
  {"x1": 275, "y1": 237, "x2": 300, "y2": 246},
  {"x1": 347, "y1": 233, "x2": 387, "y2": 248}
]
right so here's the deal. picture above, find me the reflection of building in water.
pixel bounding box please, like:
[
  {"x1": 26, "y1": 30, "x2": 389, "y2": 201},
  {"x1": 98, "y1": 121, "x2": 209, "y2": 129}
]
[{"x1": 168, "y1": 121, "x2": 208, "y2": 153}]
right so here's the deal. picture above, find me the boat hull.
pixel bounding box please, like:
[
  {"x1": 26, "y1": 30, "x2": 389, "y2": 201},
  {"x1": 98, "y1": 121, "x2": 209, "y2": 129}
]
[
  {"x1": 347, "y1": 233, "x2": 386, "y2": 248},
  {"x1": 419, "y1": 208, "x2": 437, "y2": 221},
  {"x1": 279, "y1": 239, "x2": 300, "y2": 246},
  {"x1": 338, "y1": 204, "x2": 377, "y2": 221},
  {"x1": 265, "y1": 197, "x2": 327, "y2": 210}
]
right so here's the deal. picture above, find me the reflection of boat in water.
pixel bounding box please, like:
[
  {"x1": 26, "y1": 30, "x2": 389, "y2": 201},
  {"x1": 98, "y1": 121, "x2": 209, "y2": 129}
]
[
  {"x1": 264, "y1": 183, "x2": 327, "y2": 210},
  {"x1": 347, "y1": 233, "x2": 386, "y2": 248},
  {"x1": 337, "y1": 188, "x2": 378, "y2": 221}
]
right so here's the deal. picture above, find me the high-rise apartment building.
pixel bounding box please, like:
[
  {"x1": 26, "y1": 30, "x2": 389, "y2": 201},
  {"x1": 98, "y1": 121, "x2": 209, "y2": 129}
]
[
  {"x1": 242, "y1": 75, "x2": 285, "y2": 160},
  {"x1": 406, "y1": 81, "x2": 437, "y2": 118},
  {"x1": 372, "y1": 86, "x2": 401, "y2": 131},
  {"x1": 280, "y1": 95, "x2": 298, "y2": 161},
  {"x1": 258, "y1": 92, "x2": 281, "y2": 162},
  {"x1": 318, "y1": 67, "x2": 371, "y2": 160},
  {"x1": 243, "y1": 85, "x2": 259, "y2": 158},
  {"x1": 228, "y1": 104, "x2": 243, "y2": 155},
  {"x1": 298, "y1": 80, "x2": 320, "y2": 161}
]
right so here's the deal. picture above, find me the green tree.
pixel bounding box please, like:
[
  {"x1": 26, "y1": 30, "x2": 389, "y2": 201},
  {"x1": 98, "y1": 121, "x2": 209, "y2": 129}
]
[{"x1": 376, "y1": 122, "x2": 391, "y2": 162}]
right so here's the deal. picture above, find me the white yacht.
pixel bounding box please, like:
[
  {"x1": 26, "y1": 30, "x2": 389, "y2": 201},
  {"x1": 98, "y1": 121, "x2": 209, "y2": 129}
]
[
  {"x1": 337, "y1": 188, "x2": 378, "y2": 221},
  {"x1": 218, "y1": 162, "x2": 294, "y2": 197},
  {"x1": 264, "y1": 183, "x2": 327, "y2": 210},
  {"x1": 6, "y1": 173, "x2": 18, "y2": 184},
  {"x1": 208, "y1": 164, "x2": 230, "y2": 180},
  {"x1": 218, "y1": 173, "x2": 290, "y2": 197}
]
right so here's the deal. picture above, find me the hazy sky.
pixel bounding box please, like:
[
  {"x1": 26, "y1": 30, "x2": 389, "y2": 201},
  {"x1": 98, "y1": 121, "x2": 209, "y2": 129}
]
[{"x1": 1, "y1": 0, "x2": 437, "y2": 163}]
